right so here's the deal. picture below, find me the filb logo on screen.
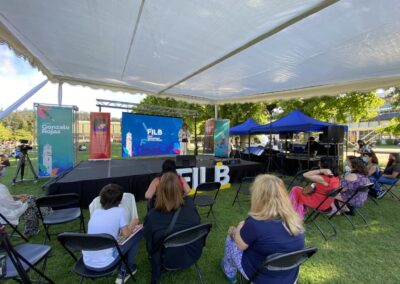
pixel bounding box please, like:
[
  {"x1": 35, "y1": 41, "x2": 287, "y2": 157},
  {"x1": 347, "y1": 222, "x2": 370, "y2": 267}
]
[{"x1": 147, "y1": 128, "x2": 163, "y2": 142}]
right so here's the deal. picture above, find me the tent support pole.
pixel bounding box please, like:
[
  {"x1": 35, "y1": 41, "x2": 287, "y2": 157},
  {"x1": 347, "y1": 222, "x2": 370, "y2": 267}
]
[
  {"x1": 214, "y1": 105, "x2": 218, "y2": 119},
  {"x1": 0, "y1": 79, "x2": 48, "y2": 120},
  {"x1": 248, "y1": 133, "x2": 251, "y2": 161},
  {"x1": 194, "y1": 116, "x2": 198, "y2": 156},
  {"x1": 58, "y1": 82, "x2": 63, "y2": 106}
]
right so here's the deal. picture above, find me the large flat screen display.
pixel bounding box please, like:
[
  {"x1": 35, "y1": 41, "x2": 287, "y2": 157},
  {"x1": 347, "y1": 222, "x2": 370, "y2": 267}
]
[{"x1": 122, "y1": 113, "x2": 182, "y2": 157}]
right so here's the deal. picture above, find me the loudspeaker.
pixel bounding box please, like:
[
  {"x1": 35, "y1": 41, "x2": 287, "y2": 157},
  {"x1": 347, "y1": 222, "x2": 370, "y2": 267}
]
[
  {"x1": 323, "y1": 126, "x2": 345, "y2": 143},
  {"x1": 175, "y1": 155, "x2": 196, "y2": 168}
]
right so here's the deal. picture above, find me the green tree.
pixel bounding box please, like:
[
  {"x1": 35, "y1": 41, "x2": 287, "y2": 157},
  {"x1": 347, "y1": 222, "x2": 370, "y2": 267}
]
[
  {"x1": 12, "y1": 129, "x2": 33, "y2": 141},
  {"x1": 137, "y1": 96, "x2": 214, "y2": 135},
  {"x1": 0, "y1": 124, "x2": 12, "y2": 141},
  {"x1": 381, "y1": 118, "x2": 400, "y2": 135},
  {"x1": 1, "y1": 109, "x2": 35, "y2": 140},
  {"x1": 218, "y1": 103, "x2": 268, "y2": 125},
  {"x1": 138, "y1": 97, "x2": 269, "y2": 134},
  {"x1": 276, "y1": 92, "x2": 384, "y2": 123}
]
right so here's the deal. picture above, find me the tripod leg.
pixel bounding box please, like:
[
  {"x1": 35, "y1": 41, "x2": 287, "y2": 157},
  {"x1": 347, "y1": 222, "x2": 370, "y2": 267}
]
[
  {"x1": 12, "y1": 159, "x2": 23, "y2": 184},
  {"x1": 20, "y1": 162, "x2": 25, "y2": 181},
  {"x1": 26, "y1": 155, "x2": 39, "y2": 180}
]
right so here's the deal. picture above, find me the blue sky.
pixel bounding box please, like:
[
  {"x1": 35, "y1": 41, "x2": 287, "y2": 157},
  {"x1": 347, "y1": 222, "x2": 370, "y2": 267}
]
[{"x1": 0, "y1": 45, "x2": 144, "y2": 118}]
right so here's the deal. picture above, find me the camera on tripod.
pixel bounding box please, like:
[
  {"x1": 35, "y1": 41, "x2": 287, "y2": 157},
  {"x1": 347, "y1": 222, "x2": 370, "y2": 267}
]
[
  {"x1": 17, "y1": 139, "x2": 33, "y2": 153},
  {"x1": 12, "y1": 139, "x2": 38, "y2": 184}
]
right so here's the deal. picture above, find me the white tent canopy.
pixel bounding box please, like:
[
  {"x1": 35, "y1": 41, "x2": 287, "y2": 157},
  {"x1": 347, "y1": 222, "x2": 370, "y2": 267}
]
[{"x1": 1, "y1": 0, "x2": 399, "y2": 104}]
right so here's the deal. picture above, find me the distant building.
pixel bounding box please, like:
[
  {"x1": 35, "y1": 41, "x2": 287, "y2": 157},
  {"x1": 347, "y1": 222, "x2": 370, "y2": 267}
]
[
  {"x1": 348, "y1": 93, "x2": 399, "y2": 145},
  {"x1": 76, "y1": 121, "x2": 121, "y2": 142}
]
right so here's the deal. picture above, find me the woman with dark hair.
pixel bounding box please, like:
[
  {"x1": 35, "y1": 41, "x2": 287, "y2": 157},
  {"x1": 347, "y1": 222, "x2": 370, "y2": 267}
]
[
  {"x1": 356, "y1": 140, "x2": 371, "y2": 154},
  {"x1": 338, "y1": 156, "x2": 370, "y2": 214},
  {"x1": 289, "y1": 157, "x2": 340, "y2": 218},
  {"x1": 374, "y1": 153, "x2": 400, "y2": 198},
  {"x1": 362, "y1": 152, "x2": 382, "y2": 196},
  {"x1": 83, "y1": 184, "x2": 142, "y2": 284},
  {"x1": 144, "y1": 172, "x2": 201, "y2": 283},
  {"x1": 145, "y1": 159, "x2": 191, "y2": 200},
  {"x1": 379, "y1": 153, "x2": 400, "y2": 183},
  {"x1": 364, "y1": 152, "x2": 380, "y2": 178}
]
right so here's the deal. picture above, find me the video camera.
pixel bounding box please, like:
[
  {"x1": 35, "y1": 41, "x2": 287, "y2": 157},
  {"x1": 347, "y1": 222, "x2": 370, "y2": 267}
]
[{"x1": 18, "y1": 139, "x2": 33, "y2": 152}]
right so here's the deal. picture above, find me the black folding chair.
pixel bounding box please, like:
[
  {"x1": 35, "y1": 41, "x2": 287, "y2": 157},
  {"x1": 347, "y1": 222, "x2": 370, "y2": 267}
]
[
  {"x1": 57, "y1": 232, "x2": 136, "y2": 284},
  {"x1": 240, "y1": 247, "x2": 318, "y2": 284},
  {"x1": 0, "y1": 212, "x2": 29, "y2": 242},
  {"x1": 329, "y1": 183, "x2": 374, "y2": 229},
  {"x1": 304, "y1": 187, "x2": 343, "y2": 241},
  {"x1": 160, "y1": 223, "x2": 212, "y2": 284},
  {"x1": 232, "y1": 177, "x2": 254, "y2": 213},
  {"x1": 35, "y1": 193, "x2": 85, "y2": 243},
  {"x1": 192, "y1": 182, "x2": 221, "y2": 225},
  {"x1": 377, "y1": 176, "x2": 400, "y2": 201},
  {"x1": 0, "y1": 232, "x2": 54, "y2": 283}
]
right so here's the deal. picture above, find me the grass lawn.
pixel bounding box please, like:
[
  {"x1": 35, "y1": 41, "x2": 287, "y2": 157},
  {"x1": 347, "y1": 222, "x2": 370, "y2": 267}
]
[{"x1": 2, "y1": 143, "x2": 400, "y2": 283}]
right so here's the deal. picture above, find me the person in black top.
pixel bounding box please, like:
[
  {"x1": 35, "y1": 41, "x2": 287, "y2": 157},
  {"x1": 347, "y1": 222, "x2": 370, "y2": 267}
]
[
  {"x1": 378, "y1": 153, "x2": 400, "y2": 184},
  {"x1": 304, "y1": 137, "x2": 319, "y2": 156},
  {"x1": 144, "y1": 172, "x2": 201, "y2": 283}
]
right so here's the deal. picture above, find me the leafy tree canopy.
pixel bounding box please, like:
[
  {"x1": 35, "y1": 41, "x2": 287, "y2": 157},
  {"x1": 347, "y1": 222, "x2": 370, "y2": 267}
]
[
  {"x1": 275, "y1": 92, "x2": 384, "y2": 123},
  {"x1": 138, "y1": 96, "x2": 268, "y2": 135},
  {"x1": 138, "y1": 92, "x2": 384, "y2": 134},
  {"x1": 0, "y1": 124, "x2": 12, "y2": 141}
]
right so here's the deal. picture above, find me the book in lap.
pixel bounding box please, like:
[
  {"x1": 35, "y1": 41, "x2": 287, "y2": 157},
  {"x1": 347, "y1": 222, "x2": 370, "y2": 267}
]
[{"x1": 118, "y1": 224, "x2": 143, "y2": 245}]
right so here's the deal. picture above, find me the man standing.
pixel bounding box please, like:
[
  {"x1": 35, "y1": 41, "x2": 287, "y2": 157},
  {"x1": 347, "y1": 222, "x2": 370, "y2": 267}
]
[
  {"x1": 178, "y1": 123, "x2": 190, "y2": 155},
  {"x1": 304, "y1": 137, "x2": 320, "y2": 156}
]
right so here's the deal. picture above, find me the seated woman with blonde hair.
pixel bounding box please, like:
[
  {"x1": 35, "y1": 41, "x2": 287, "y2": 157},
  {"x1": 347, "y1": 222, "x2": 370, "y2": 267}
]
[{"x1": 221, "y1": 174, "x2": 304, "y2": 284}]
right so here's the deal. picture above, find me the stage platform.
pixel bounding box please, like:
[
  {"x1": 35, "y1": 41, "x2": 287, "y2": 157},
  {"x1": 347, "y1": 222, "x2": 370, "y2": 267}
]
[{"x1": 45, "y1": 156, "x2": 263, "y2": 207}]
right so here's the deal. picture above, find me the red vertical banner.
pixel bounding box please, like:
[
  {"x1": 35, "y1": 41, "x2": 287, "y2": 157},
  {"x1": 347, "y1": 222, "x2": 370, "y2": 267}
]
[{"x1": 89, "y1": 112, "x2": 111, "y2": 160}]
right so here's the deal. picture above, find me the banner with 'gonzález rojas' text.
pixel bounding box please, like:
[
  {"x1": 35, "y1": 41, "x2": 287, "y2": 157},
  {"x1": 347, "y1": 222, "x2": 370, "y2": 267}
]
[{"x1": 37, "y1": 105, "x2": 74, "y2": 177}]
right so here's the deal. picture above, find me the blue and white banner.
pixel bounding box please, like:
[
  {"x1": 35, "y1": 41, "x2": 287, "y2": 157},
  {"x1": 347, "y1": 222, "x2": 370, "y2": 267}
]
[{"x1": 122, "y1": 113, "x2": 182, "y2": 157}]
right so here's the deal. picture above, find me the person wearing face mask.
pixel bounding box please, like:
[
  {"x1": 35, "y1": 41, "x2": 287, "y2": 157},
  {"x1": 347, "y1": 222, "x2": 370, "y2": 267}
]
[
  {"x1": 344, "y1": 159, "x2": 352, "y2": 176},
  {"x1": 361, "y1": 154, "x2": 369, "y2": 165},
  {"x1": 355, "y1": 140, "x2": 371, "y2": 155},
  {"x1": 364, "y1": 152, "x2": 380, "y2": 177},
  {"x1": 336, "y1": 156, "x2": 370, "y2": 215},
  {"x1": 0, "y1": 166, "x2": 50, "y2": 238}
]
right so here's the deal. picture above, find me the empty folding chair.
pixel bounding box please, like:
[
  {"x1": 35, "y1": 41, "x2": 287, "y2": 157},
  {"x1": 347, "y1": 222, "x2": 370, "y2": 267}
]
[
  {"x1": 0, "y1": 232, "x2": 54, "y2": 283},
  {"x1": 232, "y1": 177, "x2": 254, "y2": 213},
  {"x1": 239, "y1": 247, "x2": 317, "y2": 284},
  {"x1": 304, "y1": 187, "x2": 343, "y2": 241},
  {"x1": 35, "y1": 193, "x2": 85, "y2": 243},
  {"x1": 57, "y1": 232, "x2": 136, "y2": 284},
  {"x1": 192, "y1": 182, "x2": 221, "y2": 225},
  {"x1": 329, "y1": 183, "x2": 374, "y2": 229},
  {"x1": 0, "y1": 212, "x2": 29, "y2": 242},
  {"x1": 159, "y1": 223, "x2": 212, "y2": 284}
]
